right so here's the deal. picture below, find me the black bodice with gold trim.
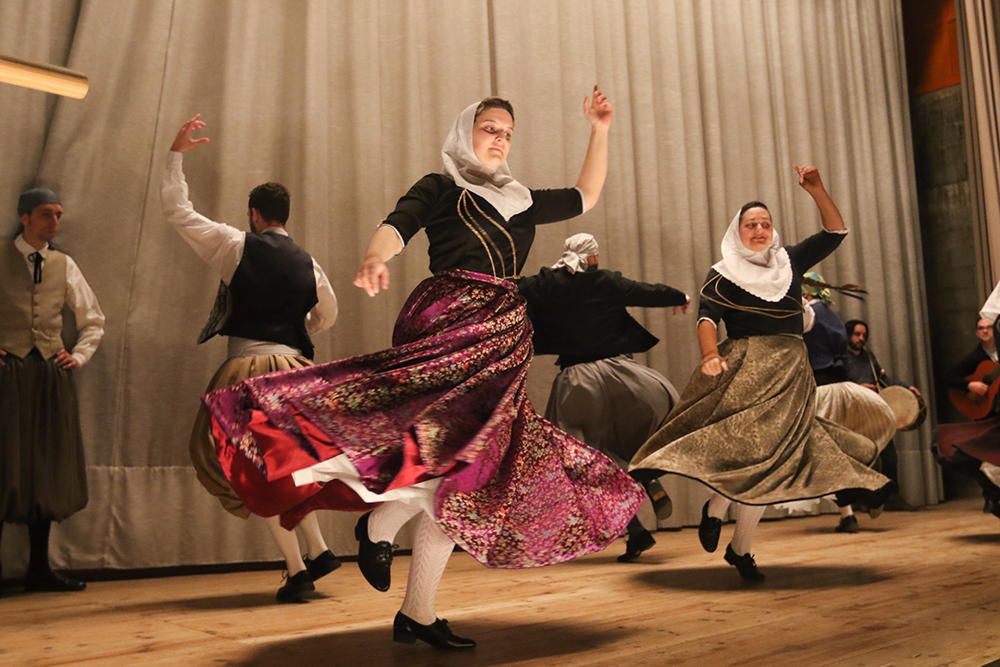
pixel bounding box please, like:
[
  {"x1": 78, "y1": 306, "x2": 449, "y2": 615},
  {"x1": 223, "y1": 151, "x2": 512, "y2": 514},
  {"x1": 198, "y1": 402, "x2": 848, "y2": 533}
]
[{"x1": 382, "y1": 173, "x2": 583, "y2": 279}]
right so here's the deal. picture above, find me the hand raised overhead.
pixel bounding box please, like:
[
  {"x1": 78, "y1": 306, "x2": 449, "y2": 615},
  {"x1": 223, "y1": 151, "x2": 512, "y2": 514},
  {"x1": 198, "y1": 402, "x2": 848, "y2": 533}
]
[
  {"x1": 583, "y1": 85, "x2": 613, "y2": 129},
  {"x1": 171, "y1": 114, "x2": 211, "y2": 153},
  {"x1": 794, "y1": 164, "x2": 825, "y2": 193}
]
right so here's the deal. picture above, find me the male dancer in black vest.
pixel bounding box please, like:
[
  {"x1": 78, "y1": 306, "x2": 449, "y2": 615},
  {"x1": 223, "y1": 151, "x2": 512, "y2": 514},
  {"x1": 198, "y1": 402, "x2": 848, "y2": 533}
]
[
  {"x1": 162, "y1": 115, "x2": 340, "y2": 602},
  {"x1": 518, "y1": 233, "x2": 688, "y2": 562}
]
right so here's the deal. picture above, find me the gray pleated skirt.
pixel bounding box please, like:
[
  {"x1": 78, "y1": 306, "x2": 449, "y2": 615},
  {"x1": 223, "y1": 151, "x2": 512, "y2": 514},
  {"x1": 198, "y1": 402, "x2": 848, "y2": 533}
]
[
  {"x1": 0, "y1": 349, "x2": 88, "y2": 522},
  {"x1": 544, "y1": 355, "x2": 678, "y2": 469}
]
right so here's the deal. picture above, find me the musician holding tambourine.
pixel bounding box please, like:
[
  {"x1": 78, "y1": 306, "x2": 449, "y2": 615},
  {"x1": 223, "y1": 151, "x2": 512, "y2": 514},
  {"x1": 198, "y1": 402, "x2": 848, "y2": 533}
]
[
  {"x1": 843, "y1": 318, "x2": 924, "y2": 511},
  {"x1": 936, "y1": 316, "x2": 1000, "y2": 519}
]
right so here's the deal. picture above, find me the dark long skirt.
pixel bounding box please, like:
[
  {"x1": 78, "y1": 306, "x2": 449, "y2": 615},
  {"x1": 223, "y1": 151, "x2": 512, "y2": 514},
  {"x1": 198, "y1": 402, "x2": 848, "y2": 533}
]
[
  {"x1": 937, "y1": 416, "x2": 1000, "y2": 466},
  {"x1": 0, "y1": 349, "x2": 87, "y2": 522},
  {"x1": 205, "y1": 270, "x2": 644, "y2": 569},
  {"x1": 544, "y1": 355, "x2": 678, "y2": 468}
]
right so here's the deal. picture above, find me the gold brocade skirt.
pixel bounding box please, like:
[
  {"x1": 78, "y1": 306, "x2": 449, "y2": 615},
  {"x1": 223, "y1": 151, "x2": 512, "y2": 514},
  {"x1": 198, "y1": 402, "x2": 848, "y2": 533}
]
[
  {"x1": 190, "y1": 354, "x2": 311, "y2": 518},
  {"x1": 630, "y1": 335, "x2": 888, "y2": 505}
]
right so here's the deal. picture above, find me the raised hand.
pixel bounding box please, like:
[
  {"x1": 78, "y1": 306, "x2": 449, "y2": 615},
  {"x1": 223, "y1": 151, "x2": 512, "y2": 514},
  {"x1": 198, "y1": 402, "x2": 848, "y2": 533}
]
[
  {"x1": 171, "y1": 114, "x2": 211, "y2": 153},
  {"x1": 583, "y1": 85, "x2": 613, "y2": 130},
  {"x1": 794, "y1": 164, "x2": 825, "y2": 195}
]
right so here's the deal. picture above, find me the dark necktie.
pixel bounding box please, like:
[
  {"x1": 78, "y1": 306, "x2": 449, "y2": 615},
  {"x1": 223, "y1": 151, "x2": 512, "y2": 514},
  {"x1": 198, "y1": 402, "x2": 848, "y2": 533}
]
[{"x1": 28, "y1": 252, "x2": 43, "y2": 284}]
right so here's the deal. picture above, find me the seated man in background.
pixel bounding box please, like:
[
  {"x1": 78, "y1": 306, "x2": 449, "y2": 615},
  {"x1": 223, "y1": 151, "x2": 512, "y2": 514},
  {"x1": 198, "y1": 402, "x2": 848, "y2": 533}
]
[
  {"x1": 844, "y1": 319, "x2": 921, "y2": 511},
  {"x1": 937, "y1": 317, "x2": 1000, "y2": 519}
]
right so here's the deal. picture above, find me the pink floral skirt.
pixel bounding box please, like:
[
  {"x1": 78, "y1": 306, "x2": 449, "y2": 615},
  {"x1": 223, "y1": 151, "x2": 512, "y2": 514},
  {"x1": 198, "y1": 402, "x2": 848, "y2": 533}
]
[{"x1": 205, "y1": 269, "x2": 644, "y2": 568}]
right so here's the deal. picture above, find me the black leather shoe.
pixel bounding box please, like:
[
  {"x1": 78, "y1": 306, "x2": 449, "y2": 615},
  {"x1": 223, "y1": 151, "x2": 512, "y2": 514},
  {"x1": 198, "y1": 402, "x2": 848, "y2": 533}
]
[
  {"x1": 617, "y1": 529, "x2": 656, "y2": 563},
  {"x1": 834, "y1": 515, "x2": 860, "y2": 533},
  {"x1": 644, "y1": 478, "x2": 673, "y2": 520},
  {"x1": 698, "y1": 501, "x2": 722, "y2": 553},
  {"x1": 276, "y1": 569, "x2": 314, "y2": 603},
  {"x1": 355, "y1": 512, "x2": 394, "y2": 592},
  {"x1": 724, "y1": 544, "x2": 765, "y2": 582},
  {"x1": 304, "y1": 549, "x2": 342, "y2": 581},
  {"x1": 392, "y1": 611, "x2": 476, "y2": 650},
  {"x1": 24, "y1": 568, "x2": 86, "y2": 592}
]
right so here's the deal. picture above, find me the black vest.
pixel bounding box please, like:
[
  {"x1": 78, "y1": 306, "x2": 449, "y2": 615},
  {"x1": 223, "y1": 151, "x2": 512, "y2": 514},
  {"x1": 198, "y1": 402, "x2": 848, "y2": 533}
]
[{"x1": 200, "y1": 232, "x2": 318, "y2": 359}]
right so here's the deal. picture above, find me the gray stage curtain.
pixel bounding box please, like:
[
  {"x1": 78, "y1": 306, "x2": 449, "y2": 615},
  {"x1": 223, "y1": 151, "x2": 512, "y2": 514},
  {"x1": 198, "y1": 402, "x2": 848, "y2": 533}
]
[{"x1": 1, "y1": 0, "x2": 935, "y2": 573}]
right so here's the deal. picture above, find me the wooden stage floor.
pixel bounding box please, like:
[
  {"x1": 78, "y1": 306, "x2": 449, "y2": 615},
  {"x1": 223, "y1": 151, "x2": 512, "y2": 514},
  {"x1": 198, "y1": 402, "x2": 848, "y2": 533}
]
[{"x1": 1, "y1": 499, "x2": 997, "y2": 666}]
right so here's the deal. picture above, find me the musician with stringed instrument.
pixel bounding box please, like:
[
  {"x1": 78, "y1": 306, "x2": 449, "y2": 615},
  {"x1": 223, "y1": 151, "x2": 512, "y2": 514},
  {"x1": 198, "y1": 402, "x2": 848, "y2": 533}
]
[{"x1": 937, "y1": 317, "x2": 1000, "y2": 518}]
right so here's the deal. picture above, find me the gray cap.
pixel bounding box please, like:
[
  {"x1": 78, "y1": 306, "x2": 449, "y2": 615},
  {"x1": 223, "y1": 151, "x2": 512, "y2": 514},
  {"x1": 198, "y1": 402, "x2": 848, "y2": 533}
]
[{"x1": 17, "y1": 187, "x2": 61, "y2": 216}]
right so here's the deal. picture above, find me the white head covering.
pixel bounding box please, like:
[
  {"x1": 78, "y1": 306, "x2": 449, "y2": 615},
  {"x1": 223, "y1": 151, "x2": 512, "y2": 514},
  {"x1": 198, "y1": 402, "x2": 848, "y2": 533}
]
[
  {"x1": 441, "y1": 101, "x2": 533, "y2": 221},
  {"x1": 552, "y1": 233, "x2": 599, "y2": 273},
  {"x1": 712, "y1": 208, "x2": 792, "y2": 302}
]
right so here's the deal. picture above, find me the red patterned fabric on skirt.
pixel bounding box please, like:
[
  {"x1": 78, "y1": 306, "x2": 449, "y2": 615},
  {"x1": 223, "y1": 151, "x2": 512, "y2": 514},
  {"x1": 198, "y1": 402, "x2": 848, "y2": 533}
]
[{"x1": 205, "y1": 269, "x2": 644, "y2": 568}]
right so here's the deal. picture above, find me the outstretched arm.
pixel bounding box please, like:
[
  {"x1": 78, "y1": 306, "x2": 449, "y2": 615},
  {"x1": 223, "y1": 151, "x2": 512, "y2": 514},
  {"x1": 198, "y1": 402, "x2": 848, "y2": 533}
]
[
  {"x1": 574, "y1": 85, "x2": 613, "y2": 212},
  {"x1": 794, "y1": 165, "x2": 845, "y2": 232},
  {"x1": 353, "y1": 225, "x2": 405, "y2": 297}
]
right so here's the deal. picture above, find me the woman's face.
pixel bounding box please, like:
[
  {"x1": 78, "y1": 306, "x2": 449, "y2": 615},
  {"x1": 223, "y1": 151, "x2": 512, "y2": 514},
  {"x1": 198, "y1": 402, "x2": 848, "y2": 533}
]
[
  {"x1": 472, "y1": 107, "x2": 514, "y2": 168},
  {"x1": 738, "y1": 207, "x2": 773, "y2": 252}
]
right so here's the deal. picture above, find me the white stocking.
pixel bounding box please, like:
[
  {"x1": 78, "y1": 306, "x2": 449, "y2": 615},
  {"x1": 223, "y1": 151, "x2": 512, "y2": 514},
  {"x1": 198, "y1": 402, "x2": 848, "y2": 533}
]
[
  {"x1": 729, "y1": 504, "x2": 766, "y2": 556},
  {"x1": 261, "y1": 515, "x2": 306, "y2": 575},
  {"x1": 368, "y1": 501, "x2": 422, "y2": 543},
  {"x1": 295, "y1": 512, "x2": 329, "y2": 558},
  {"x1": 399, "y1": 512, "x2": 455, "y2": 625},
  {"x1": 707, "y1": 492, "x2": 731, "y2": 520},
  {"x1": 839, "y1": 504, "x2": 855, "y2": 518}
]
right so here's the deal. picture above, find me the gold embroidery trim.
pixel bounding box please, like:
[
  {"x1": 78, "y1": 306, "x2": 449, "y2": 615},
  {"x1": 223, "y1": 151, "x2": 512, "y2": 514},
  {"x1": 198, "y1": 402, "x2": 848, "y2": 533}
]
[
  {"x1": 700, "y1": 273, "x2": 803, "y2": 320},
  {"x1": 464, "y1": 191, "x2": 519, "y2": 277},
  {"x1": 456, "y1": 191, "x2": 499, "y2": 277}
]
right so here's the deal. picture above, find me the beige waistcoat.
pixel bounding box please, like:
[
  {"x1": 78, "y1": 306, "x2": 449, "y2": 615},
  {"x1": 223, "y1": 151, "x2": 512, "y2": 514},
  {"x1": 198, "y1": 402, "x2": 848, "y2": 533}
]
[{"x1": 0, "y1": 242, "x2": 68, "y2": 359}]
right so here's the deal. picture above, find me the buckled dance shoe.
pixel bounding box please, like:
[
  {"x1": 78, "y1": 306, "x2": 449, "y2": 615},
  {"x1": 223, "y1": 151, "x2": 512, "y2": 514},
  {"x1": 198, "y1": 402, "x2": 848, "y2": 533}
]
[
  {"x1": 724, "y1": 544, "x2": 765, "y2": 582},
  {"x1": 355, "y1": 512, "x2": 394, "y2": 592},
  {"x1": 698, "y1": 501, "x2": 722, "y2": 553},
  {"x1": 392, "y1": 612, "x2": 476, "y2": 650},
  {"x1": 304, "y1": 549, "x2": 342, "y2": 581}
]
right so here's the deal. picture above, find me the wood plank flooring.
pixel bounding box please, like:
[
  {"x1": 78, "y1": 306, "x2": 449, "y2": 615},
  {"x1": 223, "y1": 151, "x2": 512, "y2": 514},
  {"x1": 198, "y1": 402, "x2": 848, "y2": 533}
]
[{"x1": 1, "y1": 499, "x2": 997, "y2": 666}]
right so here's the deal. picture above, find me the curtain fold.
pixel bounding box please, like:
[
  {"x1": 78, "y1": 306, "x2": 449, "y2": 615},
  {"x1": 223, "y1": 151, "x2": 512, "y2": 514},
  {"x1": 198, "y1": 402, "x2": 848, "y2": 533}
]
[
  {"x1": 1, "y1": 0, "x2": 935, "y2": 571},
  {"x1": 957, "y1": 0, "x2": 1000, "y2": 286}
]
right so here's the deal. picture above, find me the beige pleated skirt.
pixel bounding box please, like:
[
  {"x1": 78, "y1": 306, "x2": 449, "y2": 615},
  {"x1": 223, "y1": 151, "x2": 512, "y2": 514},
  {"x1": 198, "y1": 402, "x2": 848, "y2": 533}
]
[
  {"x1": 544, "y1": 355, "x2": 678, "y2": 468},
  {"x1": 190, "y1": 354, "x2": 311, "y2": 518},
  {"x1": 630, "y1": 335, "x2": 888, "y2": 505},
  {"x1": 815, "y1": 381, "x2": 896, "y2": 453}
]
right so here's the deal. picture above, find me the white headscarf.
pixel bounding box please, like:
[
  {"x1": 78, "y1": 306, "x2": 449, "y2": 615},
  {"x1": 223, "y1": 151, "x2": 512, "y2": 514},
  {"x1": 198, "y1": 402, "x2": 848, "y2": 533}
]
[
  {"x1": 441, "y1": 101, "x2": 533, "y2": 221},
  {"x1": 712, "y1": 208, "x2": 792, "y2": 302},
  {"x1": 552, "y1": 233, "x2": 599, "y2": 273}
]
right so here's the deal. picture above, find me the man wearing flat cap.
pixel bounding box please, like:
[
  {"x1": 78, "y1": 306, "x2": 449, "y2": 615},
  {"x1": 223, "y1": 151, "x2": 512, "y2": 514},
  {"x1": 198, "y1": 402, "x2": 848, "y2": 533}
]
[{"x1": 0, "y1": 187, "x2": 105, "y2": 593}]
